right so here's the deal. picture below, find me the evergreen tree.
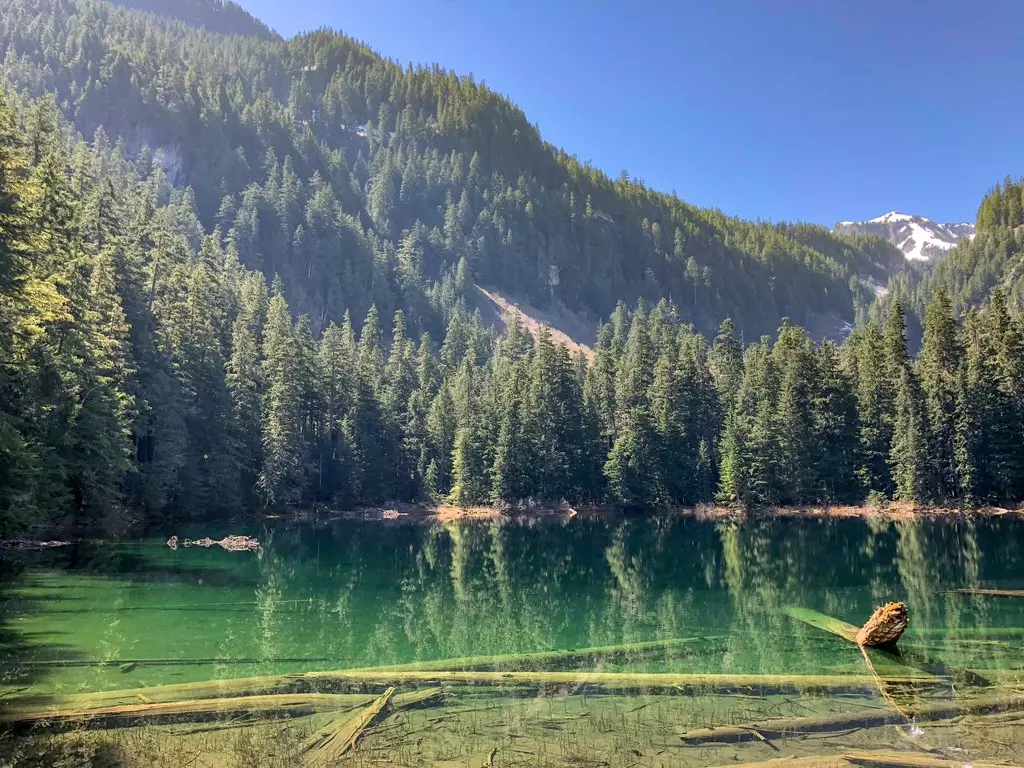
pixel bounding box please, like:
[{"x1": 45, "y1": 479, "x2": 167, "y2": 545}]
[
  {"x1": 886, "y1": 303, "x2": 929, "y2": 503},
  {"x1": 917, "y1": 289, "x2": 963, "y2": 501},
  {"x1": 258, "y1": 279, "x2": 303, "y2": 506}
]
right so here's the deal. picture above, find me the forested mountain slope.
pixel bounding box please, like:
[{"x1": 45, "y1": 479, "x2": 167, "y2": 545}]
[
  {"x1": 0, "y1": 0, "x2": 904, "y2": 343},
  {"x1": 109, "y1": 0, "x2": 279, "y2": 40},
  {"x1": 4, "y1": 0, "x2": 1022, "y2": 535}
]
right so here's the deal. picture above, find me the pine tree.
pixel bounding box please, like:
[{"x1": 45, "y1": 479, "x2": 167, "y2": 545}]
[
  {"x1": 228, "y1": 272, "x2": 268, "y2": 505},
  {"x1": 717, "y1": 341, "x2": 779, "y2": 507},
  {"x1": 448, "y1": 421, "x2": 489, "y2": 508},
  {"x1": 259, "y1": 279, "x2": 303, "y2": 506},
  {"x1": 773, "y1": 323, "x2": 818, "y2": 503},
  {"x1": 709, "y1": 318, "x2": 744, "y2": 412},
  {"x1": 886, "y1": 303, "x2": 929, "y2": 503},
  {"x1": 604, "y1": 405, "x2": 666, "y2": 509},
  {"x1": 917, "y1": 289, "x2": 963, "y2": 501},
  {"x1": 490, "y1": 363, "x2": 533, "y2": 505},
  {"x1": 845, "y1": 324, "x2": 894, "y2": 498},
  {"x1": 890, "y1": 366, "x2": 929, "y2": 503},
  {"x1": 814, "y1": 341, "x2": 860, "y2": 502}
]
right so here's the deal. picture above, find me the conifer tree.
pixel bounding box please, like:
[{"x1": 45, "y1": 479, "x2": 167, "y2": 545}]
[
  {"x1": 886, "y1": 303, "x2": 929, "y2": 502},
  {"x1": 228, "y1": 272, "x2": 268, "y2": 505},
  {"x1": 917, "y1": 288, "x2": 963, "y2": 500},
  {"x1": 259, "y1": 279, "x2": 303, "y2": 506}
]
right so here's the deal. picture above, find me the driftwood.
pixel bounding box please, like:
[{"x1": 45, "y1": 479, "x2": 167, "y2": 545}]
[
  {"x1": 678, "y1": 692, "x2": 1024, "y2": 744},
  {"x1": 390, "y1": 686, "x2": 444, "y2": 709},
  {"x1": 708, "y1": 752, "x2": 1021, "y2": 768},
  {"x1": 708, "y1": 758, "x2": 850, "y2": 768},
  {"x1": 167, "y1": 535, "x2": 259, "y2": 552},
  {"x1": 0, "y1": 539, "x2": 69, "y2": 550},
  {"x1": 783, "y1": 606, "x2": 990, "y2": 688},
  {"x1": 303, "y1": 686, "x2": 395, "y2": 764},
  {"x1": 843, "y1": 749, "x2": 1022, "y2": 768},
  {"x1": 355, "y1": 635, "x2": 725, "y2": 673},
  {"x1": 946, "y1": 588, "x2": 1024, "y2": 599},
  {"x1": 16, "y1": 656, "x2": 356, "y2": 669},
  {"x1": 3, "y1": 670, "x2": 942, "y2": 717},
  {"x1": 0, "y1": 693, "x2": 374, "y2": 729},
  {"x1": 856, "y1": 603, "x2": 909, "y2": 647},
  {"x1": 783, "y1": 605, "x2": 907, "y2": 648},
  {"x1": 1, "y1": 686, "x2": 443, "y2": 734}
]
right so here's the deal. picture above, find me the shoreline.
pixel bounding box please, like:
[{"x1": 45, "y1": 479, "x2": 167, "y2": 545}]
[
  {"x1": 295, "y1": 501, "x2": 1024, "y2": 525},
  {"x1": 5, "y1": 502, "x2": 1020, "y2": 549}
]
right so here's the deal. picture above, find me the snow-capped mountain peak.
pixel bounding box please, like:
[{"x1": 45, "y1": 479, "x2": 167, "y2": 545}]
[
  {"x1": 869, "y1": 211, "x2": 915, "y2": 224},
  {"x1": 834, "y1": 212, "x2": 975, "y2": 262}
]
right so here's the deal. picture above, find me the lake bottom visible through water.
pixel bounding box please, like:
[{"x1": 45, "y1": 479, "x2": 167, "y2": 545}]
[{"x1": 1, "y1": 513, "x2": 1023, "y2": 767}]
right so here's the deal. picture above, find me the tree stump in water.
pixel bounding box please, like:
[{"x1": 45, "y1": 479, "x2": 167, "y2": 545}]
[{"x1": 855, "y1": 602, "x2": 908, "y2": 647}]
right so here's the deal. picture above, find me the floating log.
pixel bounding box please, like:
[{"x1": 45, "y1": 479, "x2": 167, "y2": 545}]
[
  {"x1": 303, "y1": 686, "x2": 395, "y2": 764},
  {"x1": 843, "y1": 749, "x2": 1022, "y2": 768},
  {"x1": 0, "y1": 693, "x2": 373, "y2": 730},
  {"x1": 945, "y1": 588, "x2": 1024, "y2": 599},
  {"x1": 678, "y1": 692, "x2": 1024, "y2": 744}
]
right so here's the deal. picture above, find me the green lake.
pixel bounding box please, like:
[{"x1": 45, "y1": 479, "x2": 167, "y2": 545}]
[{"x1": 2, "y1": 514, "x2": 1023, "y2": 767}]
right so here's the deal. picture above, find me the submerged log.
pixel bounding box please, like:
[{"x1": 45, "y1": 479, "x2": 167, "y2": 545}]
[
  {"x1": 784, "y1": 606, "x2": 861, "y2": 642},
  {"x1": 783, "y1": 604, "x2": 908, "y2": 648},
  {"x1": 709, "y1": 752, "x2": 1021, "y2": 768},
  {"x1": 0, "y1": 693, "x2": 373, "y2": 729},
  {"x1": 303, "y1": 686, "x2": 395, "y2": 764},
  {"x1": 1, "y1": 685, "x2": 444, "y2": 733},
  {"x1": 678, "y1": 692, "x2": 1024, "y2": 745},
  {"x1": 390, "y1": 686, "x2": 444, "y2": 709},
  {"x1": 708, "y1": 758, "x2": 851, "y2": 768},
  {"x1": 843, "y1": 749, "x2": 1021, "y2": 768},
  {"x1": 783, "y1": 606, "x2": 990, "y2": 688},
  {"x1": 946, "y1": 588, "x2": 1024, "y2": 599},
  {"x1": 8, "y1": 670, "x2": 942, "y2": 716},
  {"x1": 355, "y1": 635, "x2": 726, "y2": 673}
]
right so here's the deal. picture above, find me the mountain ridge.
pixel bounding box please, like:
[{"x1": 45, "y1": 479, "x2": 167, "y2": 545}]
[
  {"x1": 0, "y1": 0, "x2": 909, "y2": 344},
  {"x1": 834, "y1": 211, "x2": 975, "y2": 262}
]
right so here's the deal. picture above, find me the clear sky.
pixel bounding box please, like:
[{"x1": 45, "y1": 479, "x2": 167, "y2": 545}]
[{"x1": 239, "y1": 0, "x2": 1023, "y2": 227}]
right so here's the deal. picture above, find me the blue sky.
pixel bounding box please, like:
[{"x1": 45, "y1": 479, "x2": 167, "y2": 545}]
[{"x1": 240, "y1": 0, "x2": 1023, "y2": 226}]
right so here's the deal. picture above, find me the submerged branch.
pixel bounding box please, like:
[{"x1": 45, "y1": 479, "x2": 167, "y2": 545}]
[{"x1": 679, "y1": 692, "x2": 1024, "y2": 744}]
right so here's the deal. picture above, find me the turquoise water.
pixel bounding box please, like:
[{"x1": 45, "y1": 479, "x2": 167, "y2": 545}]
[
  {"x1": 2, "y1": 514, "x2": 1024, "y2": 766},
  {"x1": 2, "y1": 515, "x2": 1023, "y2": 693}
]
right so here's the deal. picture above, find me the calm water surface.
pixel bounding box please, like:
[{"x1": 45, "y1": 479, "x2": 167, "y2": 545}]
[{"x1": 2, "y1": 514, "x2": 1023, "y2": 766}]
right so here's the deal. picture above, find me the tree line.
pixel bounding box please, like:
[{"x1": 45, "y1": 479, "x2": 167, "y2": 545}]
[{"x1": 3, "y1": 89, "x2": 1023, "y2": 537}]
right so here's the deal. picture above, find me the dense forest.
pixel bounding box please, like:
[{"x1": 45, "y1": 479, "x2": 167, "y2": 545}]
[
  {"x1": 1, "y1": 0, "x2": 1023, "y2": 534},
  {"x1": 2, "y1": 88, "x2": 1024, "y2": 535}
]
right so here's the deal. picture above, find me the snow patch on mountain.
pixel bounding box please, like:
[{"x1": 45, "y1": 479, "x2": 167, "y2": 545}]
[{"x1": 834, "y1": 211, "x2": 975, "y2": 262}]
